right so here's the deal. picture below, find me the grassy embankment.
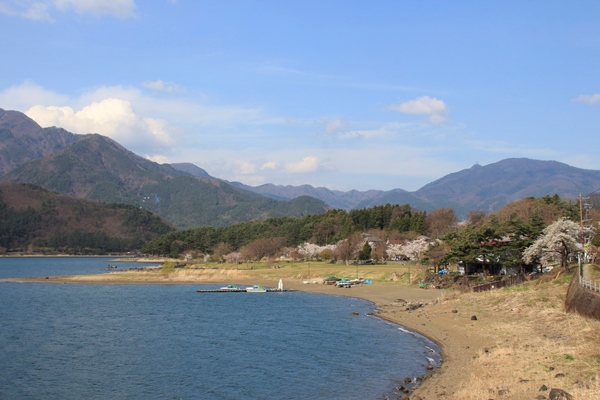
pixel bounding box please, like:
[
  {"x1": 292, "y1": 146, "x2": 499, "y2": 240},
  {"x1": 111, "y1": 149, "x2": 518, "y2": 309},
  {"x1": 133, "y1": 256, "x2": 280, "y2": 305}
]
[
  {"x1": 102, "y1": 259, "x2": 425, "y2": 284},
  {"x1": 435, "y1": 269, "x2": 600, "y2": 399}
]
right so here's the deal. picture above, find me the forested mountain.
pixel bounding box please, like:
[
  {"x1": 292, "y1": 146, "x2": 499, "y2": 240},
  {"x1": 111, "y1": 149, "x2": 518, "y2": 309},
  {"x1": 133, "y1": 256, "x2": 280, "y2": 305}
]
[
  {"x1": 2, "y1": 133, "x2": 329, "y2": 228},
  {"x1": 0, "y1": 182, "x2": 176, "y2": 253},
  {"x1": 0, "y1": 108, "x2": 80, "y2": 175},
  {"x1": 3, "y1": 108, "x2": 600, "y2": 225},
  {"x1": 412, "y1": 159, "x2": 600, "y2": 216}
]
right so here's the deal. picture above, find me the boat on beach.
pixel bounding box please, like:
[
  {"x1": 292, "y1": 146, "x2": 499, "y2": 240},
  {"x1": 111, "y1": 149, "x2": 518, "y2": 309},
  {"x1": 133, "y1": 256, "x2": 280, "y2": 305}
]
[{"x1": 335, "y1": 278, "x2": 364, "y2": 288}]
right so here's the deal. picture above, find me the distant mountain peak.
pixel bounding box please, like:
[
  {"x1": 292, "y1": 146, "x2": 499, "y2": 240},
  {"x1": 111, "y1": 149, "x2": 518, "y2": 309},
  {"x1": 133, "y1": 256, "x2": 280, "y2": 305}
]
[
  {"x1": 0, "y1": 108, "x2": 80, "y2": 175},
  {"x1": 2, "y1": 109, "x2": 600, "y2": 222},
  {"x1": 170, "y1": 162, "x2": 212, "y2": 178}
]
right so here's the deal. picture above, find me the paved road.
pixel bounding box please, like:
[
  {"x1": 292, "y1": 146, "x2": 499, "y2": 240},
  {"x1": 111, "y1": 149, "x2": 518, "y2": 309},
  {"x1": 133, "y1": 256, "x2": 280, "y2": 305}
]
[{"x1": 583, "y1": 263, "x2": 592, "y2": 280}]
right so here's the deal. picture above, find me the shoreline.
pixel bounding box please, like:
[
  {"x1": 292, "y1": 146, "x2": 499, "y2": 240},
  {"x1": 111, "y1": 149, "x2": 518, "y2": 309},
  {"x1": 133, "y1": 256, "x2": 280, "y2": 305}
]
[
  {"x1": 4, "y1": 264, "x2": 599, "y2": 399},
  {"x1": 2, "y1": 274, "x2": 478, "y2": 399}
]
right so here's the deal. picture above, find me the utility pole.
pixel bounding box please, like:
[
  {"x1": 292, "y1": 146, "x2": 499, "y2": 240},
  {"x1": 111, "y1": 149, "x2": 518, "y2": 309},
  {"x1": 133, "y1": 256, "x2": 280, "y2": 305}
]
[{"x1": 579, "y1": 192, "x2": 593, "y2": 277}]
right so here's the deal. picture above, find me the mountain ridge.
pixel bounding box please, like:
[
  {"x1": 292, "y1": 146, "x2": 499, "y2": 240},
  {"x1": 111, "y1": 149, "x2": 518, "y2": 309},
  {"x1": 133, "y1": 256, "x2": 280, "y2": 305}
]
[
  {"x1": 2, "y1": 108, "x2": 600, "y2": 221},
  {"x1": 224, "y1": 158, "x2": 600, "y2": 217},
  {"x1": 0, "y1": 109, "x2": 329, "y2": 228}
]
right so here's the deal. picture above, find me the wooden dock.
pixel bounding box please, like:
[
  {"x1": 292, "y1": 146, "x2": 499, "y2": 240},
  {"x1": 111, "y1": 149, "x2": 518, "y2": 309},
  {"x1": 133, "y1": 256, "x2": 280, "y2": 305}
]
[{"x1": 196, "y1": 289, "x2": 295, "y2": 293}]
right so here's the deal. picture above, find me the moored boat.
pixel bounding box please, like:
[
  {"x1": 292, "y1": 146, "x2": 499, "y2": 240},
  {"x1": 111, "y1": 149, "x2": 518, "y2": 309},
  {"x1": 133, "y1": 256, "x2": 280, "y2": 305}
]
[
  {"x1": 245, "y1": 285, "x2": 267, "y2": 293},
  {"x1": 219, "y1": 284, "x2": 242, "y2": 291}
]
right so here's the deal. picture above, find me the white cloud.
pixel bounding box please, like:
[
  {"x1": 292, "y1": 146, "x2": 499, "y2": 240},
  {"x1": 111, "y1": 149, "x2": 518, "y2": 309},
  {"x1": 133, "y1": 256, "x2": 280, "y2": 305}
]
[
  {"x1": 0, "y1": 81, "x2": 68, "y2": 110},
  {"x1": 573, "y1": 94, "x2": 600, "y2": 104},
  {"x1": 25, "y1": 98, "x2": 178, "y2": 152},
  {"x1": 390, "y1": 96, "x2": 447, "y2": 114},
  {"x1": 338, "y1": 127, "x2": 387, "y2": 140},
  {"x1": 428, "y1": 114, "x2": 446, "y2": 125},
  {"x1": 0, "y1": 81, "x2": 272, "y2": 162},
  {"x1": 54, "y1": 0, "x2": 135, "y2": 18},
  {"x1": 389, "y1": 96, "x2": 448, "y2": 125},
  {"x1": 23, "y1": 2, "x2": 53, "y2": 20},
  {"x1": 143, "y1": 117, "x2": 176, "y2": 145},
  {"x1": 261, "y1": 162, "x2": 277, "y2": 170},
  {"x1": 0, "y1": 0, "x2": 135, "y2": 20},
  {"x1": 325, "y1": 118, "x2": 348, "y2": 134},
  {"x1": 141, "y1": 80, "x2": 183, "y2": 93},
  {"x1": 145, "y1": 154, "x2": 169, "y2": 164},
  {"x1": 285, "y1": 156, "x2": 319, "y2": 173},
  {"x1": 235, "y1": 160, "x2": 257, "y2": 175}
]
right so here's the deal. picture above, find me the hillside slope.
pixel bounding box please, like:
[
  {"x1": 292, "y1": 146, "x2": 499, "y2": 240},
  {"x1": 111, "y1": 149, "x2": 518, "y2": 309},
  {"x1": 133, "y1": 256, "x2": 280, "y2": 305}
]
[
  {"x1": 0, "y1": 182, "x2": 175, "y2": 253},
  {"x1": 2, "y1": 134, "x2": 328, "y2": 228},
  {"x1": 413, "y1": 159, "x2": 600, "y2": 215},
  {"x1": 0, "y1": 108, "x2": 80, "y2": 175}
]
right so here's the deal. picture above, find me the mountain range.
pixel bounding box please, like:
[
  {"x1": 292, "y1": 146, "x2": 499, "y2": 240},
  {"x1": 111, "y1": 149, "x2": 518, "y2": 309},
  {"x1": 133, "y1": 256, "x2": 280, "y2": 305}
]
[
  {"x1": 198, "y1": 160, "x2": 600, "y2": 218},
  {"x1": 2, "y1": 107, "x2": 600, "y2": 228}
]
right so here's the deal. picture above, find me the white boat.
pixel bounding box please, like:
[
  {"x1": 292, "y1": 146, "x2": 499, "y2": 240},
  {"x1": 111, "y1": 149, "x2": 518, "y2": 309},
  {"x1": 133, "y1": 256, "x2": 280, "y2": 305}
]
[{"x1": 245, "y1": 285, "x2": 267, "y2": 293}]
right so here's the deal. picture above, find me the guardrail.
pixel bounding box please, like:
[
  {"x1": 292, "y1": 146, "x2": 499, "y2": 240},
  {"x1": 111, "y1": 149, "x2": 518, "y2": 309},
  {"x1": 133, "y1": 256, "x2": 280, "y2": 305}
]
[
  {"x1": 579, "y1": 275, "x2": 600, "y2": 293},
  {"x1": 471, "y1": 273, "x2": 540, "y2": 292}
]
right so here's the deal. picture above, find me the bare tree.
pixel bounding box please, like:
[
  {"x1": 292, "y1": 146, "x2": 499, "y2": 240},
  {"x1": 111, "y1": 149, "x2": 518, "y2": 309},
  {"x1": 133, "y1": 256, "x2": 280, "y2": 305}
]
[
  {"x1": 212, "y1": 242, "x2": 232, "y2": 262},
  {"x1": 426, "y1": 208, "x2": 458, "y2": 239},
  {"x1": 240, "y1": 237, "x2": 285, "y2": 261},
  {"x1": 334, "y1": 233, "x2": 362, "y2": 265},
  {"x1": 425, "y1": 241, "x2": 451, "y2": 273},
  {"x1": 466, "y1": 210, "x2": 487, "y2": 227}
]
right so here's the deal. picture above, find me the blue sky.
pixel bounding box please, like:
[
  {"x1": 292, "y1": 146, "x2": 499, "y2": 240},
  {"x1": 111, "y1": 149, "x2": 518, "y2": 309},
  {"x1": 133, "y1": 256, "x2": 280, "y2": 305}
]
[{"x1": 2, "y1": 1, "x2": 600, "y2": 191}]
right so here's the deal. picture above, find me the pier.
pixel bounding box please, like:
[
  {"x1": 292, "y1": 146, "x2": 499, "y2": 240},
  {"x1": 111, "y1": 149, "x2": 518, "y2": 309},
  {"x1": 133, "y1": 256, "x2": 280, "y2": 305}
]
[{"x1": 196, "y1": 289, "x2": 293, "y2": 293}]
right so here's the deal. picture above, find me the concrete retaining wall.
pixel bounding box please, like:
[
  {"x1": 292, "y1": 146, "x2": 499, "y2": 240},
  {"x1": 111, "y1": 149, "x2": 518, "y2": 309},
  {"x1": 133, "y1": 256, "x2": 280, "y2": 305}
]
[{"x1": 565, "y1": 274, "x2": 600, "y2": 321}]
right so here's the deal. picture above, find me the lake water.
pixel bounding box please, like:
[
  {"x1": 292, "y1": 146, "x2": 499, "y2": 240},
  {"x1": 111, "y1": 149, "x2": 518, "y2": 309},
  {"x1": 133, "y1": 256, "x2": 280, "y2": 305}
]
[{"x1": 0, "y1": 257, "x2": 439, "y2": 399}]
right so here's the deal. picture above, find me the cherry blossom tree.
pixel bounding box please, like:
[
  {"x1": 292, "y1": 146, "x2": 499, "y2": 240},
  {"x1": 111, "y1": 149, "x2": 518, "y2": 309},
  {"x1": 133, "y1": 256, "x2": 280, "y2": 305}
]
[
  {"x1": 297, "y1": 242, "x2": 324, "y2": 260},
  {"x1": 401, "y1": 236, "x2": 431, "y2": 261},
  {"x1": 386, "y1": 243, "x2": 404, "y2": 260},
  {"x1": 224, "y1": 251, "x2": 242, "y2": 263},
  {"x1": 522, "y1": 218, "x2": 594, "y2": 270}
]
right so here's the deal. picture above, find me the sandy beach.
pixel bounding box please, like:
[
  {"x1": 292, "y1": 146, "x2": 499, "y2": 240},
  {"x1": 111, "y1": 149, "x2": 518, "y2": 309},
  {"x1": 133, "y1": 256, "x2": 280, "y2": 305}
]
[{"x1": 5, "y1": 267, "x2": 600, "y2": 400}]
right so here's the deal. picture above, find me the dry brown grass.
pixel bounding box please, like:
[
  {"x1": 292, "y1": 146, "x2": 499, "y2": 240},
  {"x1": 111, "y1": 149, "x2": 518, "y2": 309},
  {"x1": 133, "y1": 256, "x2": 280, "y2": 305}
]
[
  {"x1": 181, "y1": 260, "x2": 419, "y2": 284},
  {"x1": 51, "y1": 260, "x2": 418, "y2": 286},
  {"x1": 447, "y1": 274, "x2": 600, "y2": 399}
]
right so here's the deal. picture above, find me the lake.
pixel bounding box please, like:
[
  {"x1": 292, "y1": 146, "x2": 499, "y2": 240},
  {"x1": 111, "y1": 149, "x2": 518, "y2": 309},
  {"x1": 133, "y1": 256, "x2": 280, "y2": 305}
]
[{"x1": 0, "y1": 257, "x2": 439, "y2": 399}]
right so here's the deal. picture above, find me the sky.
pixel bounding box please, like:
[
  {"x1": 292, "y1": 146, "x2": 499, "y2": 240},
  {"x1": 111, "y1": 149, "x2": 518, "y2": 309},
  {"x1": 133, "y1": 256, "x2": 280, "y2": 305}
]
[{"x1": 1, "y1": 1, "x2": 600, "y2": 192}]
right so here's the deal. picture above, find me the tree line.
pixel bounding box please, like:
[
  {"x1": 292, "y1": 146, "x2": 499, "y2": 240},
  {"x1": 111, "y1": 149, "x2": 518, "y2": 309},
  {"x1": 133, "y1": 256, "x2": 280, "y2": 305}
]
[
  {"x1": 428, "y1": 195, "x2": 593, "y2": 272},
  {"x1": 141, "y1": 204, "x2": 429, "y2": 258},
  {"x1": 142, "y1": 194, "x2": 599, "y2": 274}
]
